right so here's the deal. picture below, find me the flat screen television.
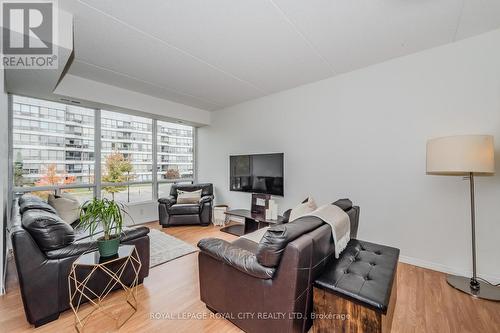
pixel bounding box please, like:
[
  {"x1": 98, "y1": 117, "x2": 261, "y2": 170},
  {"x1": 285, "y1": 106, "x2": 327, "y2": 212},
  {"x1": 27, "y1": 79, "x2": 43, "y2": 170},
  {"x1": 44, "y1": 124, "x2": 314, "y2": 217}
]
[{"x1": 230, "y1": 153, "x2": 284, "y2": 196}]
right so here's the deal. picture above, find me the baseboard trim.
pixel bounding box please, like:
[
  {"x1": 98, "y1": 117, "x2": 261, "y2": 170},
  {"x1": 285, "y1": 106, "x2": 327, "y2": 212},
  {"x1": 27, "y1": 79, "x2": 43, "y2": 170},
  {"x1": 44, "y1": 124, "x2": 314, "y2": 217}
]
[{"x1": 399, "y1": 255, "x2": 500, "y2": 285}]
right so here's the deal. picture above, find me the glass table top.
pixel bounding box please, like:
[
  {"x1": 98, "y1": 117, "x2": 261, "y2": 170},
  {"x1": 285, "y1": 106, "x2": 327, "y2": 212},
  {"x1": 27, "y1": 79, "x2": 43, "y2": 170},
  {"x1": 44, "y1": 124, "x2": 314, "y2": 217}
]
[{"x1": 74, "y1": 245, "x2": 135, "y2": 266}]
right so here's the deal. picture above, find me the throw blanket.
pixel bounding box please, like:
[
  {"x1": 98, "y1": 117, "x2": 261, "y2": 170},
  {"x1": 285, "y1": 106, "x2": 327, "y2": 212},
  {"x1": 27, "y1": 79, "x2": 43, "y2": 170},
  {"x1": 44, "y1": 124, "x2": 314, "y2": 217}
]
[
  {"x1": 241, "y1": 227, "x2": 269, "y2": 243},
  {"x1": 304, "y1": 204, "x2": 350, "y2": 258}
]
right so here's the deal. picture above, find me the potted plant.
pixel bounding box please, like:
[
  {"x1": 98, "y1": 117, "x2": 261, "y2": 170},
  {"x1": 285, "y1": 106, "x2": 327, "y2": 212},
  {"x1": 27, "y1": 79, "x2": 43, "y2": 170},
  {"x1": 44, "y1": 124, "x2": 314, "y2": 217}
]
[{"x1": 79, "y1": 198, "x2": 128, "y2": 257}]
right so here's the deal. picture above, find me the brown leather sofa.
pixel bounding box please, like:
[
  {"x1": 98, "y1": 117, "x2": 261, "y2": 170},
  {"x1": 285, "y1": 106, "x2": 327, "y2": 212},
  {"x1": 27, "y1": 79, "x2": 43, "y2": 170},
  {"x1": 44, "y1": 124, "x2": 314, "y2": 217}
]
[
  {"x1": 10, "y1": 194, "x2": 150, "y2": 327},
  {"x1": 197, "y1": 199, "x2": 359, "y2": 333}
]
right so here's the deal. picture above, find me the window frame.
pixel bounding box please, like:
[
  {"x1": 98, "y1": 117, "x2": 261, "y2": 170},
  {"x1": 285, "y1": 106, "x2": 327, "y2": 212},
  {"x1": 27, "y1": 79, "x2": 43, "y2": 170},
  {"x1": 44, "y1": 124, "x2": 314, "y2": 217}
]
[{"x1": 9, "y1": 94, "x2": 196, "y2": 205}]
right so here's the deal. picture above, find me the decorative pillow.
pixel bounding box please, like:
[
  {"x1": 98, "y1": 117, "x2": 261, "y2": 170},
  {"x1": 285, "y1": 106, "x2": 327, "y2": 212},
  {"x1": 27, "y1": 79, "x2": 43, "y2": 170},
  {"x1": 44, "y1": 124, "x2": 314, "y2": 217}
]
[
  {"x1": 332, "y1": 198, "x2": 353, "y2": 211},
  {"x1": 19, "y1": 194, "x2": 57, "y2": 215},
  {"x1": 177, "y1": 189, "x2": 202, "y2": 204},
  {"x1": 289, "y1": 196, "x2": 317, "y2": 222},
  {"x1": 48, "y1": 193, "x2": 81, "y2": 224}
]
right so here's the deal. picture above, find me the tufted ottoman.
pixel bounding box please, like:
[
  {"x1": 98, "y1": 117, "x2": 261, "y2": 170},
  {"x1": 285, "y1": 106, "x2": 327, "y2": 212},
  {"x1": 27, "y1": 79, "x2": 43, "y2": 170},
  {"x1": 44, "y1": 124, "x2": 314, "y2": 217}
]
[{"x1": 312, "y1": 239, "x2": 400, "y2": 333}]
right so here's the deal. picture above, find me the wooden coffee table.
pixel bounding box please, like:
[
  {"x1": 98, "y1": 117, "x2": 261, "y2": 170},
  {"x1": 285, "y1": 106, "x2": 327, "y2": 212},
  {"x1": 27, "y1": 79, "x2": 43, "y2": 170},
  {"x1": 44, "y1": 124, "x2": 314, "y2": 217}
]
[{"x1": 221, "y1": 209, "x2": 285, "y2": 236}]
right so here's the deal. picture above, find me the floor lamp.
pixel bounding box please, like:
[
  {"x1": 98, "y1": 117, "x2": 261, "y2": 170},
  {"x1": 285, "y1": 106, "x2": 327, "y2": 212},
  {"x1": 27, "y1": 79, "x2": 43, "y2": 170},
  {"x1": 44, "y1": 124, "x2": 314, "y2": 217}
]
[{"x1": 426, "y1": 135, "x2": 500, "y2": 301}]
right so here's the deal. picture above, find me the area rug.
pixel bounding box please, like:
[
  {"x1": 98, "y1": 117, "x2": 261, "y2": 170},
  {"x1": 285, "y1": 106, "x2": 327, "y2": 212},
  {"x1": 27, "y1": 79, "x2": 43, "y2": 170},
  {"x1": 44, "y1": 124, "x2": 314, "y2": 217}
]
[{"x1": 148, "y1": 228, "x2": 198, "y2": 268}]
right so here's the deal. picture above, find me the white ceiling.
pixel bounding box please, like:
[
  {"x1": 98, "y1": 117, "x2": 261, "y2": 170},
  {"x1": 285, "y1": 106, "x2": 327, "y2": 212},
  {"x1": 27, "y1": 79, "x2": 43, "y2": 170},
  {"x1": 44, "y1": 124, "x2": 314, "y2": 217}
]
[{"x1": 59, "y1": 0, "x2": 500, "y2": 111}]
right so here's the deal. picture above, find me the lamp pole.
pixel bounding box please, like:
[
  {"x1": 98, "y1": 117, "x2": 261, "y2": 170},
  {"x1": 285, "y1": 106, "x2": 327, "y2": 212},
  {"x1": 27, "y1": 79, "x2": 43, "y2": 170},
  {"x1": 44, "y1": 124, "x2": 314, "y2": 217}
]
[
  {"x1": 469, "y1": 172, "x2": 480, "y2": 291},
  {"x1": 446, "y1": 171, "x2": 500, "y2": 300},
  {"x1": 427, "y1": 135, "x2": 499, "y2": 301}
]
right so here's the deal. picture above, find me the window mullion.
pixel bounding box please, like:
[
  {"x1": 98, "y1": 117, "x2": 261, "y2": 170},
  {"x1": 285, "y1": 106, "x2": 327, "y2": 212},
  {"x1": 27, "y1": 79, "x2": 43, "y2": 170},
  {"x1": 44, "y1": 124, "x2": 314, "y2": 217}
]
[
  {"x1": 8, "y1": 94, "x2": 14, "y2": 211},
  {"x1": 94, "y1": 109, "x2": 101, "y2": 199},
  {"x1": 152, "y1": 119, "x2": 158, "y2": 201},
  {"x1": 193, "y1": 127, "x2": 197, "y2": 183}
]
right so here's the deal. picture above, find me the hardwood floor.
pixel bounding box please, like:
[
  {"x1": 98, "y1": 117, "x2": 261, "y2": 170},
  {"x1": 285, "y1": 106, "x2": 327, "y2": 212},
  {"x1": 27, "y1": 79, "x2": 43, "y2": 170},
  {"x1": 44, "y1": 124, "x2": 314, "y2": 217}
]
[{"x1": 1, "y1": 222, "x2": 499, "y2": 333}]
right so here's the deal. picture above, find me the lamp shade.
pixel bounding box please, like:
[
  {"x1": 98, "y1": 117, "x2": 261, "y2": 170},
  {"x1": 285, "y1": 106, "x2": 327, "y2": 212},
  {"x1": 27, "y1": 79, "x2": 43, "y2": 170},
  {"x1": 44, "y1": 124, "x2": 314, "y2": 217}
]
[{"x1": 426, "y1": 135, "x2": 495, "y2": 175}]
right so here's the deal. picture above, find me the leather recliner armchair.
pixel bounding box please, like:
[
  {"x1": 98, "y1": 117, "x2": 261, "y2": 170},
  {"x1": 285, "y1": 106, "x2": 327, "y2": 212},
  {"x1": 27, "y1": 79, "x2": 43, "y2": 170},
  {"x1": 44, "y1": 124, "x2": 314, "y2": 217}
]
[{"x1": 158, "y1": 183, "x2": 214, "y2": 227}]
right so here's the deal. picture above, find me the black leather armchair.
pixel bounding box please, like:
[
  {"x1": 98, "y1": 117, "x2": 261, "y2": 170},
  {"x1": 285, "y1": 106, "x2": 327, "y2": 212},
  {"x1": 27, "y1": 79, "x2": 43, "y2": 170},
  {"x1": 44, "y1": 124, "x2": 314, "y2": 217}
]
[{"x1": 158, "y1": 183, "x2": 214, "y2": 227}]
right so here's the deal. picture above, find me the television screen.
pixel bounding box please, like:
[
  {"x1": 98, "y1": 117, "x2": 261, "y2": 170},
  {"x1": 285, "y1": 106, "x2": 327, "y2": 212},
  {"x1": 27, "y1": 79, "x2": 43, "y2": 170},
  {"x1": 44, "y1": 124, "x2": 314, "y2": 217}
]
[{"x1": 230, "y1": 153, "x2": 284, "y2": 196}]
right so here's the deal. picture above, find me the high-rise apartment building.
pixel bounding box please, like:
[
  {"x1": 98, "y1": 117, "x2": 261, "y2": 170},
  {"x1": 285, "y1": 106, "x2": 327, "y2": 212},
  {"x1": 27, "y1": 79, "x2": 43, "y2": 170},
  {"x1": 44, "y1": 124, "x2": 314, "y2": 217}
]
[
  {"x1": 12, "y1": 96, "x2": 95, "y2": 186},
  {"x1": 12, "y1": 96, "x2": 194, "y2": 201}
]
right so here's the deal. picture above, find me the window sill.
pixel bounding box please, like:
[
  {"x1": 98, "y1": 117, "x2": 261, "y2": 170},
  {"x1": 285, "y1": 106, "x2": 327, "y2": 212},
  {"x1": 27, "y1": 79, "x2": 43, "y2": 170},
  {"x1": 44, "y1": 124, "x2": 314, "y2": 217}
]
[{"x1": 121, "y1": 200, "x2": 157, "y2": 207}]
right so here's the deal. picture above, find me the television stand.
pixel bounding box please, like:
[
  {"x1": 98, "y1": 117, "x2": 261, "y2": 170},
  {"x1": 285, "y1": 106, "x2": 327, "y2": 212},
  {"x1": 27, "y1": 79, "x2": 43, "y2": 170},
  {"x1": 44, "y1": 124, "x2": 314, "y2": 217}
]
[{"x1": 221, "y1": 209, "x2": 285, "y2": 236}]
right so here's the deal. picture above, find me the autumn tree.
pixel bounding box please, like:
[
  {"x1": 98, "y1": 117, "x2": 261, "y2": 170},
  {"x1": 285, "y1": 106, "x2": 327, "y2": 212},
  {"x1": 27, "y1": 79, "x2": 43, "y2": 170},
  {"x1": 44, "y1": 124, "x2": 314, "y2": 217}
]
[
  {"x1": 102, "y1": 152, "x2": 134, "y2": 200},
  {"x1": 64, "y1": 175, "x2": 77, "y2": 185},
  {"x1": 165, "y1": 168, "x2": 180, "y2": 180},
  {"x1": 33, "y1": 164, "x2": 76, "y2": 199},
  {"x1": 35, "y1": 164, "x2": 62, "y2": 186}
]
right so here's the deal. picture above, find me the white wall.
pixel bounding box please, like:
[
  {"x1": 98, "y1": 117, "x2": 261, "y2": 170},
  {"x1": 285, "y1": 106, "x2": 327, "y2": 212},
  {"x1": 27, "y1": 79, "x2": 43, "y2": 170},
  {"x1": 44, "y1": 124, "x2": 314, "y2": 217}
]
[
  {"x1": 198, "y1": 29, "x2": 500, "y2": 282},
  {"x1": 54, "y1": 75, "x2": 211, "y2": 126}
]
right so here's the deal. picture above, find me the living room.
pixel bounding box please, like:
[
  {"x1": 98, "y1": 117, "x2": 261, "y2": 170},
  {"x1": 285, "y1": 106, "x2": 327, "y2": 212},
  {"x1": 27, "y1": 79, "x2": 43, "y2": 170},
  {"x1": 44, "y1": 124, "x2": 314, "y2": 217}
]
[{"x1": 0, "y1": 1, "x2": 499, "y2": 333}]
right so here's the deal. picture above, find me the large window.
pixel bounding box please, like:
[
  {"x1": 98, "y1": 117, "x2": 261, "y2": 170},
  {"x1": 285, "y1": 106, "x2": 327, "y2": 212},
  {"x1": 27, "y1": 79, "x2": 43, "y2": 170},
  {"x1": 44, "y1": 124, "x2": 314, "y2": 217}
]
[
  {"x1": 12, "y1": 96, "x2": 95, "y2": 201},
  {"x1": 101, "y1": 110, "x2": 153, "y2": 203},
  {"x1": 157, "y1": 120, "x2": 194, "y2": 180},
  {"x1": 11, "y1": 96, "x2": 195, "y2": 204}
]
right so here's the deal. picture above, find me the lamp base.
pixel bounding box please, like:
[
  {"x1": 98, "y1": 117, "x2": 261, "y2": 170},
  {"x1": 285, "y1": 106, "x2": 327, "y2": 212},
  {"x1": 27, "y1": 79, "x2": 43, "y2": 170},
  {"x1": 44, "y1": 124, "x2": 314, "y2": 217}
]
[{"x1": 447, "y1": 274, "x2": 500, "y2": 301}]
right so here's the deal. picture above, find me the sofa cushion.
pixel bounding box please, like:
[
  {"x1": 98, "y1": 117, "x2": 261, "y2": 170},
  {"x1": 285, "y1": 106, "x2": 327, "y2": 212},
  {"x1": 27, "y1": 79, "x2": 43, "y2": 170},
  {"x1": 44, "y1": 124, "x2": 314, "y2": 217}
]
[
  {"x1": 48, "y1": 193, "x2": 81, "y2": 224},
  {"x1": 22, "y1": 209, "x2": 75, "y2": 251},
  {"x1": 256, "y1": 216, "x2": 324, "y2": 268},
  {"x1": 170, "y1": 203, "x2": 200, "y2": 215},
  {"x1": 19, "y1": 194, "x2": 57, "y2": 215},
  {"x1": 232, "y1": 237, "x2": 259, "y2": 254}
]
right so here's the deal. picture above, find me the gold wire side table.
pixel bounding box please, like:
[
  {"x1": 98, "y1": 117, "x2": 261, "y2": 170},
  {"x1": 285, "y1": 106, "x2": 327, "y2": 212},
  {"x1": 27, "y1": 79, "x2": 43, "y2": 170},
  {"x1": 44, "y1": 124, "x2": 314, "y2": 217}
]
[{"x1": 68, "y1": 245, "x2": 142, "y2": 332}]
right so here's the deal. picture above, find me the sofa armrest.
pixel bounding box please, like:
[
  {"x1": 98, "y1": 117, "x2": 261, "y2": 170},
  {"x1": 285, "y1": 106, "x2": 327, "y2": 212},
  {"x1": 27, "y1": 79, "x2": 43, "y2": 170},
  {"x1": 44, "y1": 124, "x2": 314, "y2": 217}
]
[
  {"x1": 45, "y1": 241, "x2": 97, "y2": 259},
  {"x1": 282, "y1": 209, "x2": 292, "y2": 223},
  {"x1": 120, "y1": 226, "x2": 150, "y2": 242},
  {"x1": 199, "y1": 195, "x2": 214, "y2": 205},
  {"x1": 158, "y1": 196, "x2": 176, "y2": 207},
  {"x1": 198, "y1": 238, "x2": 275, "y2": 279},
  {"x1": 10, "y1": 226, "x2": 60, "y2": 325},
  {"x1": 44, "y1": 227, "x2": 150, "y2": 259}
]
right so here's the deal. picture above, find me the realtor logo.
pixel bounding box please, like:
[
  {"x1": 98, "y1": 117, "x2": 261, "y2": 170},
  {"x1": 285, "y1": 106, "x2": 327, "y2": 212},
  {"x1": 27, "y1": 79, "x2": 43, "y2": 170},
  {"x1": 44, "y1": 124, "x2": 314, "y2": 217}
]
[{"x1": 1, "y1": 0, "x2": 58, "y2": 68}]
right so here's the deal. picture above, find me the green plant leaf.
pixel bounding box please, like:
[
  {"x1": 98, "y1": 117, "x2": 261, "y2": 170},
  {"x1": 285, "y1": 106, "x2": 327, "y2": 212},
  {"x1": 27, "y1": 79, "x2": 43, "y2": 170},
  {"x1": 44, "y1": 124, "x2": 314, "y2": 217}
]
[{"x1": 78, "y1": 197, "x2": 128, "y2": 239}]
